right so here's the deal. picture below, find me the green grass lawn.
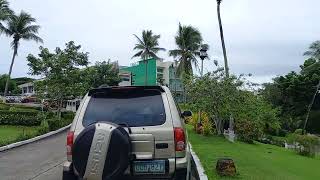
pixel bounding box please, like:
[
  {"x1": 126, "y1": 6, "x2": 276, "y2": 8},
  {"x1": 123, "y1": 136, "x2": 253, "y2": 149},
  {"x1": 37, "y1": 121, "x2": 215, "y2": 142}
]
[
  {"x1": 187, "y1": 125, "x2": 320, "y2": 180},
  {"x1": 0, "y1": 125, "x2": 38, "y2": 146}
]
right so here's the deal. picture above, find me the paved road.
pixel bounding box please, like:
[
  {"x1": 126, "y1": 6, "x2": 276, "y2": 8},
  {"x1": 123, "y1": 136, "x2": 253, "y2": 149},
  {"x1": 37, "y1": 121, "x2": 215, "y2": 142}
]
[
  {"x1": 0, "y1": 131, "x2": 67, "y2": 180},
  {"x1": 0, "y1": 131, "x2": 197, "y2": 180}
]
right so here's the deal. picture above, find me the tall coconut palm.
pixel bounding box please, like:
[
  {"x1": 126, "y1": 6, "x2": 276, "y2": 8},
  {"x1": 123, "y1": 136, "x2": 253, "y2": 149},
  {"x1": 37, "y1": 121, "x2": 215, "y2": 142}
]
[
  {"x1": 0, "y1": 11, "x2": 43, "y2": 97},
  {"x1": 132, "y1": 30, "x2": 165, "y2": 85},
  {"x1": 217, "y1": 0, "x2": 230, "y2": 78},
  {"x1": 0, "y1": 0, "x2": 12, "y2": 26},
  {"x1": 169, "y1": 23, "x2": 203, "y2": 75}
]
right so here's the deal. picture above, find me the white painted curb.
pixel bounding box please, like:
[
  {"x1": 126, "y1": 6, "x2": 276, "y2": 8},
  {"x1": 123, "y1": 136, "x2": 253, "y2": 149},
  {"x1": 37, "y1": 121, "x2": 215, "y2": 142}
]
[
  {"x1": 0, "y1": 124, "x2": 71, "y2": 152},
  {"x1": 189, "y1": 143, "x2": 208, "y2": 180}
]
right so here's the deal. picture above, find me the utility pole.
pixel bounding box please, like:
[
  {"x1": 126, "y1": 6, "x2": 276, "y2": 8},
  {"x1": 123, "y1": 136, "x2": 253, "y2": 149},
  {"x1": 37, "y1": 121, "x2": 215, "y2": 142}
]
[{"x1": 302, "y1": 80, "x2": 320, "y2": 135}]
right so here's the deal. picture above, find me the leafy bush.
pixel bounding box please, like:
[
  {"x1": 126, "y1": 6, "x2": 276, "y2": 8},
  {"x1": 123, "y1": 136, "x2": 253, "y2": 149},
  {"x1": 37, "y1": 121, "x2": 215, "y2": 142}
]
[
  {"x1": 190, "y1": 112, "x2": 199, "y2": 131},
  {"x1": 278, "y1": 129, "x2": 288, "y2": 137},
  {"x1": 0, "y1": 110, "x2": 40, "y2": 126},
  {"x1": 61, "y1": 111, "x2": 75, "y2": 120},
  {"x1": 294, "y1": 129, "x2": 304, "y2": 135},
  {"x1": 235, "y1": 120, "x2": 263, "y2": 144},
  {"x1": 47, "y1": 117, "x2": 62, "y2": 131},
  {"x1": 37, "y1": 120, "x2": 49, "y2": 135},
  {"x1": 201, "y1": 112, "x2": 212, "y2": 136},
  {"x1": 287, "y1": 134, "x2": 320, "y2": 157},
  {"x1": 0, "y1": 103, "x2": 10, "y2": 110},
  {"x1": 9, "y1": 106, "x2": 38, "y2": 112}
]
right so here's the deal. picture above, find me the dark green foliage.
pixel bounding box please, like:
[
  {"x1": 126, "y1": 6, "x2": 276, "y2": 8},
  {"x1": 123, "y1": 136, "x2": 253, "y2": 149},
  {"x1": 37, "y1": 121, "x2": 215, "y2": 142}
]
[
  {"x1": 260, "y1": 41, "x2": 320, "y2": 134},
  {"x1": 36, "y1": 120, "x2": 49, "y2": 135},
  {"x1": 0, "y1": 110, "x2": 40, "y2": 126},
  {"x1": 81, "y1": 60, "x2": 121, "y2": 88},
  {"x1": 11, "y1": 77, "x2": 34, "y2": 86},
  {"x1": 288, "y1": 133, "x2": 320, "y2": 157},
  {"x1": 47, "y1": 112, "x2": 74, "y2": 131},
  {"x1": 0, "y1": 74, "x2": 17, "y2": 94},
  {"x1": 61, "y1": 111, "x2": 75, "y2": 120},
  {"x1": 235, "y1": 120, "x2": 263, "y2": 144},
  {"x1": 27, "y1": 41, "x2": 89, "y2": 111}
]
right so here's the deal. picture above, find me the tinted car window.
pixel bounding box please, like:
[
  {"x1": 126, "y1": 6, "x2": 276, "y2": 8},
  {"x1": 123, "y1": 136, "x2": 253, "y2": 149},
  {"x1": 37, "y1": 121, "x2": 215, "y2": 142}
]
[{"x1": 83, "y1": 89, "x2": 166, "y2": 127}]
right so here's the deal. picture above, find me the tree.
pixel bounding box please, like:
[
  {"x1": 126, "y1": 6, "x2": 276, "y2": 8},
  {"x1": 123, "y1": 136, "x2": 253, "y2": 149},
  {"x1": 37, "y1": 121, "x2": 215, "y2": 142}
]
[
  {"x1": 260, "y1": 42, "x2": 320, "y2": 134},
  {"x1": 302, "y1": 41, "x2": 320, "y2": 134},
  {"x1": 0, "y1": 0, "x2": 12, "y2": 27},
  {"x1": 27, "y1": 41, "x2": 89, "y2": 116},
  {"x1": 132, "y1": 30, "x2": 165, "y2": 85},
  {"x1": 186, "y1": 69, "x2": 279, "y2": 136},
  {"x1": 0, "y1": 11, "x2": 43, "y2": 97},
  {"x1": 0, "y1": 74, "x2": 16, "y2": 94},
  {"x1": 82, "y1": 60, "x2": 121, "y2": 89},
  {"x1": 217, "y1": 0, "x2": 230, "y2": 77},
  {"x1": 169, "y1": 23, "x2": 203, "y2": 75}
]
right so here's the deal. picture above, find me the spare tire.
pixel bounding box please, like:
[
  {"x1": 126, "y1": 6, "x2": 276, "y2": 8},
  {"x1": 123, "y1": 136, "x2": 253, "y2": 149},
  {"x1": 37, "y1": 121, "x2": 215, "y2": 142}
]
[{"x1": 72, "y1": 122, "x2": 131, "y2": 180}]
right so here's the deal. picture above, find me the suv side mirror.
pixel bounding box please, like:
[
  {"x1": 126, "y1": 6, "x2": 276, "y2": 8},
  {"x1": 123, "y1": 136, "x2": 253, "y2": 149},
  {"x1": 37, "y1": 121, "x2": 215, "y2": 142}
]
[{"x1": 181, "y1": 111, "x2": 192, "y2": 117}]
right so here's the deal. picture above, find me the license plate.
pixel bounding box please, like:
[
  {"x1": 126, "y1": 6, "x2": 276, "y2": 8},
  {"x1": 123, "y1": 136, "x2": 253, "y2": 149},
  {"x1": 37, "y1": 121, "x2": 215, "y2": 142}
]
[{"x1": 133, "y1": 160, "x2": 166, "y2": 175}]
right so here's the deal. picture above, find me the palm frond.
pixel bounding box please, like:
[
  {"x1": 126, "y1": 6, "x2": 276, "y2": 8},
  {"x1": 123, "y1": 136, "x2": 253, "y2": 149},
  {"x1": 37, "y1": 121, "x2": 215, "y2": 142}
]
[
  {"x1": 131, "y1": 50, "x2": 143, "y2": 59},
  {"x1": 21, "y1": 25, "x2": 40, "y2": 34},
  {"x1": 0, "y1": 22, "x2": 11, "y2": 36},
  {"x1": 21, "y1": 33, "x2": 43, "y2": 43},
  {"x1": 133, "y1": 34, "x2": 145, "y2": 47},
  {"x1": 168, "y1": 49, "x2": 183, "y2": 58}
]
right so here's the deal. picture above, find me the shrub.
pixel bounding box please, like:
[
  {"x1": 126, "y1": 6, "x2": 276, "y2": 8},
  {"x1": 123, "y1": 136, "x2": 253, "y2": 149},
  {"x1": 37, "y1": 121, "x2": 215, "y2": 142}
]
[
  {"x1": 287, "y1": 133, "x2": 320, "y2": 157},
  {"x1": 294, "y1": 129, "x2": 304, "y2": 135},
  {"x1": 37, "y1": 120, "x2": 49, "y2": 135},
  {"x1": 189, "y1": 112, "x2": 199, "y2": 131},
  {"x1": 47, "y1": 117, "x2": 62, "y2": 131},
  {"x1": 235, "y1": 120, "x2": 263, "y2": 144},
  {"x1": 278, "y1": 129, "x2": 288, "y2": 137},
  {"x1": 201, "y1": 112, "x2": 212, "y2": 136},
  {"x1": 0, "y1": 103, "x2": 10, "y2": 110},
  {"x1": 47, "y1": 116, "x2": 73, "y2": 131},
  {"x1": 0, "y1": 110, "x2": 40, "y2": 126},
  {"x1": 61, "y1": 111, "x2": 75, "y2": 120}
]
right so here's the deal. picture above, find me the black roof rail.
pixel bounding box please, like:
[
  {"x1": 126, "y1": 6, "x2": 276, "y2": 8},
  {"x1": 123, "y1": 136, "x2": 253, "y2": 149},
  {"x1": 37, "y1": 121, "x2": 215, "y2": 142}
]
[{"x1": 88, "y1": 86, "x2": 165, "y2": 96}]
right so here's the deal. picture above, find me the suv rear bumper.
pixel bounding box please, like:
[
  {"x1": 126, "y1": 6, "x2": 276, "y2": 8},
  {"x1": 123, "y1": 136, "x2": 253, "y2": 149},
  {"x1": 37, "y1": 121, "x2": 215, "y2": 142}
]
[{"x1": 63, "y1": 155, "x2": 188, "y2": 179}]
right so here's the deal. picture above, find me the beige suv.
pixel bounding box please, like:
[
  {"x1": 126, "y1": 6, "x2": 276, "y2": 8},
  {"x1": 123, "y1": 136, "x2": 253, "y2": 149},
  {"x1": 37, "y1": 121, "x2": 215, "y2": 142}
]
[{"x1": 62, "y1": 86, "x2": 192, "y2": 180}]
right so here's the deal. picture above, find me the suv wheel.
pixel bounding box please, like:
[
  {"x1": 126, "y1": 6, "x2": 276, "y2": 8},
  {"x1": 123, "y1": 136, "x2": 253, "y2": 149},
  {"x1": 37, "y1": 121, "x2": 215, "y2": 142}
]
[
  {"x1": 62, "y1": 168, "x2": 77, "y2": 180},
  {"x1": 175, "y1": 168, "x2": 188, "y2": 180}
]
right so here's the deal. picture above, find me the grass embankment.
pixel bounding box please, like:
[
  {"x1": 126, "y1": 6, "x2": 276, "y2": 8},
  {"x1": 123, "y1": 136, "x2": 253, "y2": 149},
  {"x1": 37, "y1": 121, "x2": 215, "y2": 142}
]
[
  {"x1": 187, "y1": 125, "x2": 320, "y2": 180},
  {"x1": 0, "y1": 125, "x2": 38, "y2": 146}
]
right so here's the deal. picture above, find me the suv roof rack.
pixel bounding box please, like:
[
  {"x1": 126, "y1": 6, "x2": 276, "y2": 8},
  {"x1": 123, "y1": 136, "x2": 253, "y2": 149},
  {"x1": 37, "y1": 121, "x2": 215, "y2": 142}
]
[{"x1": 88, "y1": 86, "x2": 165, "y2": 96}]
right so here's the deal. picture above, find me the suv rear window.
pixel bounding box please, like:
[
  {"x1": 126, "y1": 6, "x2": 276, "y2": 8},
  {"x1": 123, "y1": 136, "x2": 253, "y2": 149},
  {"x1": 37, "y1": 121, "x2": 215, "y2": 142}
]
[{"x1": 82, "y1": 89, "x2": 166, "y2": 127}]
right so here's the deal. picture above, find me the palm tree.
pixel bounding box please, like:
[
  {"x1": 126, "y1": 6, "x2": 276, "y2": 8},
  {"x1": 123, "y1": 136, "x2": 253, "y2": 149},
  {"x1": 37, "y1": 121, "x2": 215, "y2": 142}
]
[
  {"x1": 169, "y1": 23, "x2": 203, "y2": 75},
  {"x1": 0, "y1": 0, "x2": 12, "y2": 27},
  {"x1": 0, "y1": 11, "x2": 43, "y2": 97},
  {"x1": 132, "y1": 30, "x2": 165, "y2": 85},
  {"x1": 217, "y1": 0, "x2": 230, "y2": 78}
]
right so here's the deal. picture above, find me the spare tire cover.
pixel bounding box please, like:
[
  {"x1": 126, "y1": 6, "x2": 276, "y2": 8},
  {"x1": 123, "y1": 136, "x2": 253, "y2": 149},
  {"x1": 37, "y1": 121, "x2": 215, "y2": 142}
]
[{"x1": 72, "y1": 122, "x2": 131, "y2": 180}]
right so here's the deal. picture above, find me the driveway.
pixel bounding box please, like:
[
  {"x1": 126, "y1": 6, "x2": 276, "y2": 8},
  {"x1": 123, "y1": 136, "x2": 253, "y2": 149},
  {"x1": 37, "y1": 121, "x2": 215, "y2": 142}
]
[
  {"x1": 0, "y1": 130, "x2": 197, "y2": 180},
  {"x1": 0, "y1": 131, "x2": 67, "y2": 180}
]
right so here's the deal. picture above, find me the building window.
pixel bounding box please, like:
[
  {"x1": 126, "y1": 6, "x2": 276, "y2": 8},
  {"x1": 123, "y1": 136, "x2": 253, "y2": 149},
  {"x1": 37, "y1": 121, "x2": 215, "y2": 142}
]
[{"x1": 157, "y1": 68, "x2": 164, "y2": 73}]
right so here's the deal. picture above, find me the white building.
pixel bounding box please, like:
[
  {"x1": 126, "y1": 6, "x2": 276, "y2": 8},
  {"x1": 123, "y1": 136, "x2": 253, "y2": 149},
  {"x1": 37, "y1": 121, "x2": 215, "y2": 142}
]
[{"x1": 18, "y1": 82, "x2": 35, "y2": 96}]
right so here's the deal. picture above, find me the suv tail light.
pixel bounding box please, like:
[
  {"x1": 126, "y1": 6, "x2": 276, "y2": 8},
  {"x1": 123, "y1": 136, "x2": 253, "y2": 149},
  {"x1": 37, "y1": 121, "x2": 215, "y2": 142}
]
[
  {"x1": 174, "y1": 127, "x2": 186, "y2": 151},
  {"x1": 66, "y1": 131, "x2": 74, "y2": 156}
]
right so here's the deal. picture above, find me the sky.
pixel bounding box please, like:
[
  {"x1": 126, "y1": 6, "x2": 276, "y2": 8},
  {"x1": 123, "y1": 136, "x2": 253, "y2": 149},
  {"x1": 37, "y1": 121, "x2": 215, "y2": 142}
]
[{"x1": 0, "y1": 0, "x2": 319, "y2": 84}]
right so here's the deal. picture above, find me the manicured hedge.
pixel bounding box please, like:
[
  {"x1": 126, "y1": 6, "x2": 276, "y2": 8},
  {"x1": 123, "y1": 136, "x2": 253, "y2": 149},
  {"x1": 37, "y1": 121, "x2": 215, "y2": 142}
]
[{"x1": 0, "y1": 110, "x2": 41, "y2": 126}]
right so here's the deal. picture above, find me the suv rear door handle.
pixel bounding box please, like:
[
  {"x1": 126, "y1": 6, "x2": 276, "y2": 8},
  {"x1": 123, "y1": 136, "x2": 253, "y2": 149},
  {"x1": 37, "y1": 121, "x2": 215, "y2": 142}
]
[{"x1": 156, "y1": 143, "x2": 168, "y2": 149}]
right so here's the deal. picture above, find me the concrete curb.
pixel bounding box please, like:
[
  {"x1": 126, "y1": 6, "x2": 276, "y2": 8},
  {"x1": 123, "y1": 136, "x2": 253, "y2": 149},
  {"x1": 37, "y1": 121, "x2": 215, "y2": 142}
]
[
  {"x1": 189, "y1": 143, "x2": 208, "y2": 180},
  {"x1": 0, "y1": 124, "x2": 71, "y2": 152}
]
